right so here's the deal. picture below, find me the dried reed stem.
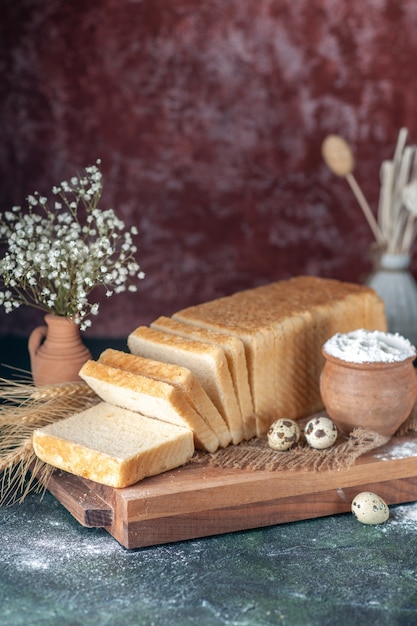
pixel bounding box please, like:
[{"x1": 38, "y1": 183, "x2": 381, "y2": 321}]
[
  {"x1": 376, "y1": 128, "x2": 417, "y2": 255},
  {"x1": 378, "y1": 160, "x2": 394, "y2": 238}
]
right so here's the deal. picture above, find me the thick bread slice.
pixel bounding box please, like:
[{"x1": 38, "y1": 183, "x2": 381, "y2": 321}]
[
  {"x1": 79, "y1": 360, "x2": 220, "y2": 452},
  {"x1": 174, "y1": 276, "x2": 386, "y2": 435},
  {"x1": 151, "y1": 316, "x2": 255, "y2": 439},
  {"x1": 32, "y1": 402, "x2": 194, "y2": 488},
  {"x1": 127, "y1": 326, "x2": 244, "y2": 444},
  {"x1": 98, "y1": 349, "x2": 231, "y2": 448},
  {"x1": 174, "y1": 300, "x2": 274, "y2": 435}
]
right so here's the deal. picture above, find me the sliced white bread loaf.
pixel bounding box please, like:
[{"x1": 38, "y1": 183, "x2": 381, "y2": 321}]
[
  {"x1": 79, "y1": 359, "x2": 220, "y2": 453},
  {"x1": 127, "y1": 326, "x2": 245, "y2": 444},
  {"x1": 151, "y1": 316, "x2": 255, "y2": 439},
  {"x1": 32, "y1": 402, "x2": 194, "y2": 488},
  {"x1": 98, "y1": 348, "x2": 232, "y2": 448},
  {"x1": 174, "y1": 276, "x2": 386, "y2": 435},
  {"x1": 174, "y1": 298, "x2": 274, "y2": 434}
]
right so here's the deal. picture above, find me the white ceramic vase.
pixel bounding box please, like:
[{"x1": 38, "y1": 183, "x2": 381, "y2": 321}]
[{"x1": 366, "y1": 253, "x2": 417, "y2": 347}]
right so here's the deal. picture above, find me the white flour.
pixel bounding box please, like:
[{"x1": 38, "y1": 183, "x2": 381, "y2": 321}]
[
  {"x1": 388, "y1": 501, "x2": 417, "y2": 527},
  {"x1": 323, "y1": 329, "x2": 416, "y2": 363},
  {"x1": 374, "y1": 440, "x2": 417, "y2": 461}
]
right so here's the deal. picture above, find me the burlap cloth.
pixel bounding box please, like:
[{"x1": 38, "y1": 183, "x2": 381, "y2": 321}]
[{"x1": 192, "y1": 403, "x2": 417, "y2": 472}]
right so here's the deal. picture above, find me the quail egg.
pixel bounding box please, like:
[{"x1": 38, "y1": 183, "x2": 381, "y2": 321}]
[
  {"x1": 351, "y1": 491, "x2": 389, "y2": 525},
  {"x1": 267, "y1": 418, "x2": 300, "y2": 451},
  {"x1": 304, "y1": 416, "x2": 338, "y2": 449}
]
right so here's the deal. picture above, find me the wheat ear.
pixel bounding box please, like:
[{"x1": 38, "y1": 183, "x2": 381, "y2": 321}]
[{"x1": 0, "y1": 379, "x2": 99, "y2": 506}]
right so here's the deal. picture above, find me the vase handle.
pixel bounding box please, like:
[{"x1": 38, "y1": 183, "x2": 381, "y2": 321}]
[{"x1": 28, "y1": 324, "x2": 48, "y2": 359}]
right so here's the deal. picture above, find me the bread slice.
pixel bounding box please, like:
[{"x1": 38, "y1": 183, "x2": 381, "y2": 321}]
[
  {"x1": 98, "y1": 348, "x2": 232, "y2": 448},
  {"x1": 174, "y1": 276, "x2": 386, "y2": 435},
  {"x1": 151, "y1": 316, "x2": 255, "y2": 439},
  {"x1": 32, "y1": 402, "x2": 194, "y2": 488},
  {"x1": 174, "y1": 296, "x2": 274, "y2": 435},
  {"x1": 127, "y1": 326, "x2": 245, "y2": 444},
  {"x1": 79, "y1": 359, "x2": 220, "y2": 452}
]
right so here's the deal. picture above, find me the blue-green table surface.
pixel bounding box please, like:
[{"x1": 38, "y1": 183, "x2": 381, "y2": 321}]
[
  {"x1": 1, "y1": 490, "x2": 417, "y2": 626},
  {"x1": 1, "y1": 336, "x2": 417, "y2": 626}
]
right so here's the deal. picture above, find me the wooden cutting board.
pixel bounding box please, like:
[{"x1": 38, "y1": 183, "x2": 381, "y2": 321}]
[{"x1": 42, "y1": 434, "x2": 417, "y2": 549}]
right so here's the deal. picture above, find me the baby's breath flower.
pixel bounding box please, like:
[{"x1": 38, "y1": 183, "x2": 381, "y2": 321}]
[{"x1": 0, "y1": 160, "x2": 145, "y2": 329}]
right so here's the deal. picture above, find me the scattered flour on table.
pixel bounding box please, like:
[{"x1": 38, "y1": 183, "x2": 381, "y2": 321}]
[
  {"x1": 374, "y1": 440, "x2": 417, "y2": 461},
  {"x1": 387, "y1": 502, "x2": 417, "y2": 528},
  {"x1": 2, "y1": 508, "x2": 124, "y2": 575},
  {"x1": 323, "y1": 329, "x2": 415, "y2": 363}
]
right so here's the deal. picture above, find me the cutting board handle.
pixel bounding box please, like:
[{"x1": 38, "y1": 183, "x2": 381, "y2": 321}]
[{"x1": 44, "y1": 470, "x2": 113, "y2": 528}]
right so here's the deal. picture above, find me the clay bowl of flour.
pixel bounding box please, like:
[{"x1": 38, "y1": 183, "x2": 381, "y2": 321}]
[{"x1": 320, "y1": 329, "x2": 417, "y2": 438}]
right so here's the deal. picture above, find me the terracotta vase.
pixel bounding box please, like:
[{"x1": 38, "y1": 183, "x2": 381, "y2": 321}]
[
  {"x1": 28, "y1": 314, "x2": 92, "y2": 385},
  {"x1": 320, "y1": 349, "x2": 417, "y2": 438}
]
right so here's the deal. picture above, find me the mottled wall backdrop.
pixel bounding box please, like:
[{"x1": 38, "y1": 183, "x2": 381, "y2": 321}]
[{"x1": 2, "y1": 0, "x2": 417, "y2": 337}]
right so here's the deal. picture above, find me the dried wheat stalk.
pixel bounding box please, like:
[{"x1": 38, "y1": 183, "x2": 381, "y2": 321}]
[{"x1": 0, "y1": 379, "x2": 99, "y2": 505}]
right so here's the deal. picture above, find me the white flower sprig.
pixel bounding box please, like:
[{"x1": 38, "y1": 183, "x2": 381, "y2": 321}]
[{"x1": 0, "y1": 160, "x2": 145, "y2": 330}]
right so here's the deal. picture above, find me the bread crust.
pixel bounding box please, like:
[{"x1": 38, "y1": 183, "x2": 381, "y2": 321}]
[
  {"x1": 174, "y1": 276, "x2": 386, "y2": 434},
  {"x1": 98, "y1": 348, "x2": 232, "y2": 448},
  {"x1": 127, "y1": 326, "x2": 244, "y2": 444},
  {"x1": 151, "y1": 316, "x2": 255, "y2": 439},
  {"x1": 33, "y1": 402, "x2": 194, "y2": 488},
  {"x1": 79, "y1": 359, "x2": 220, "y2": 452}
]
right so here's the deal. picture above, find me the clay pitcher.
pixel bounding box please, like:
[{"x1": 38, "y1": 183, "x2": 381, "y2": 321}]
[{"x1": 28, "y1": 314, "x2": 92, "y2": 385}]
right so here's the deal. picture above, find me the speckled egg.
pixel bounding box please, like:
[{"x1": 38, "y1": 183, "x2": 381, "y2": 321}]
[
  {"x1": 267, "y1": 418, "x2": 300, "y2": 451},
  {"x1": 351, "y1": 492, "x2": 390, "y2": 525},
  {"x1": 304, "y1": 416, "x2": 338, "y2": 449}
]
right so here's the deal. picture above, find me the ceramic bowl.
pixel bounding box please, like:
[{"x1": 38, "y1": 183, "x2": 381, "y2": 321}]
[{"x1": 320, "y1": 349, "x2": 417, "y2": 438}]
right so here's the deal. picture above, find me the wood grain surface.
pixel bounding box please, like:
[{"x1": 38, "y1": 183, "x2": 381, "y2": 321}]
[{"x1": 42, "y1": 435, "x2": 417, "y2": 549}]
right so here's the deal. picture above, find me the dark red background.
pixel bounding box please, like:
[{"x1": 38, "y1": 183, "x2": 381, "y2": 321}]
[{"x1": 2, "y1": 0, "x2": 417, "y2": 338}]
